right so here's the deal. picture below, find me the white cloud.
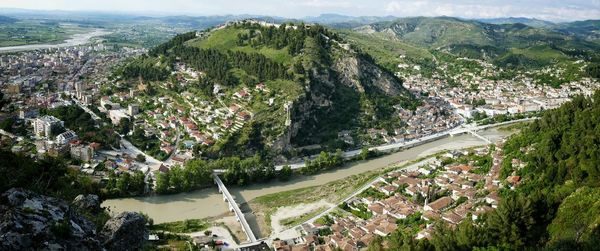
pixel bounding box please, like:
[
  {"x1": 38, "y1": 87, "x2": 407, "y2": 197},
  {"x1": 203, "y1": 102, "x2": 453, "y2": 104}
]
[{"x1": 0, "y1": 0, "x2": 597, "y2": 21}]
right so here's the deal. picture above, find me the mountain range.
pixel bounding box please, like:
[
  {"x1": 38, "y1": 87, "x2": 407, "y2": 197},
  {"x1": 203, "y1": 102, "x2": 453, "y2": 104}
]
[{"x1": 350, "y1": 16, "x2": 600, "y2": 68}]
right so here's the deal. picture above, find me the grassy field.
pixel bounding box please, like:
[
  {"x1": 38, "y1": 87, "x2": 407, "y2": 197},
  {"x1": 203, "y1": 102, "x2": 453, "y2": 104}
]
[
  {"x1": 150, "y1": 219, "x2": 209, "y2": 233},
  {"x1": 186, "y1": 27, "x2": 293, "y2": 64},
  {"x1": 337, "y1": 29, "x2": 433, "y2": 72}
]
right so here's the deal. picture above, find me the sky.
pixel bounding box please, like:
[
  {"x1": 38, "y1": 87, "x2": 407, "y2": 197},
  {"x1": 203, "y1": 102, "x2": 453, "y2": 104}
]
[{"x1": 0, "y1": 0, "x2": 599, "y2": 22}]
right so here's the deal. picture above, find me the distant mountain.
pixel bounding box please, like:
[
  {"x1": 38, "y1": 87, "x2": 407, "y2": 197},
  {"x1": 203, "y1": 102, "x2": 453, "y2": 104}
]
[
  {"x1": 146, "y1": 15, "x2": 274, "y2": 29},
  {"x1": 477, "y1": 17, "x2": 554, "y2": 28},
  {"x1": 353, "y1": 16, "x2": 600, "y2": 68},
  {"x1": 302, "y1": 13, "x2": 397, "y2": 28},
  {"x1": 0, "y1": 15, "x2": 17, "y2": 24},
  {"x1": 553, "y1": 20, "x2": 600, "y2": 40}
]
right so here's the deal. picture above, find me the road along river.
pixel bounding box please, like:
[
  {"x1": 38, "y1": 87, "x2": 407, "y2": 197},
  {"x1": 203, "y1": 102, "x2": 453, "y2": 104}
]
[
  {"x1": 103, "y1": 127, "x2": 513, "y2": 224},
  {"x1": 0, "y1": 29, "x2": 111, "y2": 53}
]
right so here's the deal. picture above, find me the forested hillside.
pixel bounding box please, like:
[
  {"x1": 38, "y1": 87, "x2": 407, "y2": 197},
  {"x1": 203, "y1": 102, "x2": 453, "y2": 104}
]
[
  {"x1": 369, "y1": 91, "x2": 600, "y2": 250},
  {"x1": 116, "y1": 21, "x2": 416, "y2": 157}
]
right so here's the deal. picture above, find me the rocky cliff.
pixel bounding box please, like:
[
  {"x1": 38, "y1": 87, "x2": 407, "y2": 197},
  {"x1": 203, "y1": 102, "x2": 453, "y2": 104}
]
[
  {"x1": 284, "y1": 44, "x2": 412, "y2": 149},
  {"x1": 0, "y1": 188, "x2": 147, "y2": 251}
]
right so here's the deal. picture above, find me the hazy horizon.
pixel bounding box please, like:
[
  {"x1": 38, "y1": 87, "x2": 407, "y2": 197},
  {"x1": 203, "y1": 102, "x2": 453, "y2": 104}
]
[{"x1": 0, "y1": 0, "x2": 599, "y2": 22}]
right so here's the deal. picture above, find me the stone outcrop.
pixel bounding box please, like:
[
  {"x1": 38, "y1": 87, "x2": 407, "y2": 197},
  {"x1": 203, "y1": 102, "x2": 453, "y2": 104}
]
[
  {"x1": 0, "y1": 188, "x2": 147, "y2": 251},
  {"x1": 100, "y1": 212, "x2": 147, "y2": 251},
  {"x1": 72, "y1": 194, "x2": 101, "y2": 214},
  {"x1": 0, "y1": 188, "x2": 101, "y2": 251}
]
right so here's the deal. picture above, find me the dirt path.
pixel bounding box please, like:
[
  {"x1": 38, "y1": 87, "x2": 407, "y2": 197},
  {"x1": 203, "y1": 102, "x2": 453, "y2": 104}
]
[{"x1": 270, "y1": 200, "x2": 334, "y2": 235}]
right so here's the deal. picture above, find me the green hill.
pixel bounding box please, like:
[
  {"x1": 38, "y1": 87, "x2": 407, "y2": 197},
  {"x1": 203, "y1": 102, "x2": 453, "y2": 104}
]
[
  {"x1": 117, "y1": 21, "x2": 416, "y2": 157},
  {"x1": 553, "y1": 20, "x2": 600, "y2": 40},
  {"x1": 478, "y1": 17, "x2": 555, "y2": 28},
  {"x1": 353, "y1": 17, "x2": 600, "y2": 69}
]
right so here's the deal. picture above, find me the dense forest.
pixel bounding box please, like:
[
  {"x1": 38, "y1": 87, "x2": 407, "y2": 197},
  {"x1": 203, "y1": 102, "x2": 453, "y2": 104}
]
[{"x1": 369, "y1": 91, "x2": 600, "y2": 250}]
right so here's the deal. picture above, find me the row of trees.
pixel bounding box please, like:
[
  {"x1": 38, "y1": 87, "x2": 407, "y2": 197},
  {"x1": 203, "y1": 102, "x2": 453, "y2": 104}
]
[
  {"x1": 301, "y1": 150, "x2": 344, "y2": 175},
  {"x1": 155, "y1": 159, "x2": 213, "y2": 194},
  {"x1": 103, "y1": 171, "x2": 146, "y2": 197},
  {"x1": 154, "y1": 155, "x2": 289, "y2": 194}
]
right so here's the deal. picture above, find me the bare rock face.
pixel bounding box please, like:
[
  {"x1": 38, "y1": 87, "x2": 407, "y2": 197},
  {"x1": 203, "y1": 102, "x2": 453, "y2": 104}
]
[
  {"x1": 72, "y1": 194, "x2": 101, "y2": 214},
  {"x1": 0, "y1": 188, "x2": 102, "y2": 251},
  {"x1": 100, "y1": 212, "x2": 147, "y2": 251}
]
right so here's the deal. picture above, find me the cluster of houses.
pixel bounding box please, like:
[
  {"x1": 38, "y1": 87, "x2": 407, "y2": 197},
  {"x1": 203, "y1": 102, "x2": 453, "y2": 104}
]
[
  {"x1": 275, "y1": 143, "x2": 524, "y2": 250},
  {"x1": 401, "y1": 59, "x2": 599, "y2": 120},
  {"x1": 0, "y1": 44, "x2": 146, "y2": 180},
  {"x1": 360, "y1": 96, "x2": 462, "y2": 146},
  {"x1": 1, "y1": 44, "x2": 142, "y2": 105},
  {"x1": 98, "y1": 62, "x2": 274, "y2": 165}
]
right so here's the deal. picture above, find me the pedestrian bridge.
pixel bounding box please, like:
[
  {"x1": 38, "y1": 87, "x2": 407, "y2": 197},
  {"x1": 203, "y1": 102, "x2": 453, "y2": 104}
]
[{"x1": 213, "y1": 174, "x2": 257, "y2": 243}]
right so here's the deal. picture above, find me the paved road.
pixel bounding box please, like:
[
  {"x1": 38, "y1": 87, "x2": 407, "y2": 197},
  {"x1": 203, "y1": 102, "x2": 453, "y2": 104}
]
[{"x1": 74, "y1": 101, "x2": 102, "y2": 121}]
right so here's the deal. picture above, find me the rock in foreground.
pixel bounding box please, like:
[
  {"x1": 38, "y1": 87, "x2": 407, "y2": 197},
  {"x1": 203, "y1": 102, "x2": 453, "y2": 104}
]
[
  {"x1": 0, "y1": 188, "x2": 147, "y2": 251},
  {"x1": 100, "y1": 212, "x2": 147, "y2": 251}
]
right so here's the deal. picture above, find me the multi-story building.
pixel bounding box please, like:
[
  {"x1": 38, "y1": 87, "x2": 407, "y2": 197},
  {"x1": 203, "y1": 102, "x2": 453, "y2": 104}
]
[
  {"x1": 128, "y1": 104, "x2": 139, "y2": 116},
  {"x1": 33, "y1": 115, "x2": 63, "y2": 137},
  {"x1": 70, "y1": 144, "x2": 94, "y2": 162},
  {"x1": 55, "y1": 130, "x2": 78, "y2": 145}
]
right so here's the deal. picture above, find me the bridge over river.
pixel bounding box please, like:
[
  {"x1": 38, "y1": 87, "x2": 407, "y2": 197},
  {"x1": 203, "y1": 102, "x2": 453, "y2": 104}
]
[{"x1": 213, "y1": 173, "x2": 257, "y2": 243}]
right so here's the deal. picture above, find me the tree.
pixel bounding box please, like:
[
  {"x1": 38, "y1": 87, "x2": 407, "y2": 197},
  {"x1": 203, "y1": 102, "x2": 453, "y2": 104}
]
[
  {"x1": 486, "y1": 195, "x2": 536, "y2": 249},
  {"x1": 278, "y1": 165, "x2": 293, "y2": 181},
  {"x1": 135, "y1": 154, "x2": 146, "y2": 163},
  {"x1": 360, "y1": 147, "x2": 370, "y2": 160},
  {"x1": 155, "y1": 172, "x2": 170, "y2": 194},
  {"x1": 118, "y1": 117, "x2": 131, "y2": 135}
]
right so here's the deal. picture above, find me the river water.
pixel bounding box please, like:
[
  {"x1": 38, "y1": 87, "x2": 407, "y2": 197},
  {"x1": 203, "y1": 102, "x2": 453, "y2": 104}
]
[
  {"x1": 103, "y1": 128, "x2": 512, "y2": 224},
  {"x1": 0, "y1": 29, "x2": 111, "y2": 53}
]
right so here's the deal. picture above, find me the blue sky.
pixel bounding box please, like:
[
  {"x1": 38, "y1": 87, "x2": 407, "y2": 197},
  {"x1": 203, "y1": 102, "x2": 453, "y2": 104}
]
[{"x1": 1, "y1": 0, "x2": 599, "y2": 21}]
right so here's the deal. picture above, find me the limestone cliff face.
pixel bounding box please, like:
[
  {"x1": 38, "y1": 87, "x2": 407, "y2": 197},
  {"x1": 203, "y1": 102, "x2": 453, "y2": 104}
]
[
  {"x1": 271, "y1": 46, "x2": 411, "y2": 151},
  {"x1": 333, "y1": 52, "x2": 408, "y2": 96}
]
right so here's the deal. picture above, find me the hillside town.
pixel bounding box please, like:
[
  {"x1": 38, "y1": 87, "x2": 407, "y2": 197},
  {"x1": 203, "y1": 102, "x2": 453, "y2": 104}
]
[
  {"x1": 272, "y1": 143, "x2": 520, "y2": 251},
  {"x1": 0, "y1": 38, "x2": 597, "y2": 193},
  {"x1": 400, "y1": 59, "x2": 600, "y2": 121}
]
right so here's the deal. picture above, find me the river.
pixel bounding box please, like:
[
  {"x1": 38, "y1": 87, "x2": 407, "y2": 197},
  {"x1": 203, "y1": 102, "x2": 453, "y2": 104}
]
[
  {"x1": 103, "y1": 127, "x2": 513, "y2": 224},
  {"x1": 0, "y1": 29, "x2": 112, "y2": 53}
]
